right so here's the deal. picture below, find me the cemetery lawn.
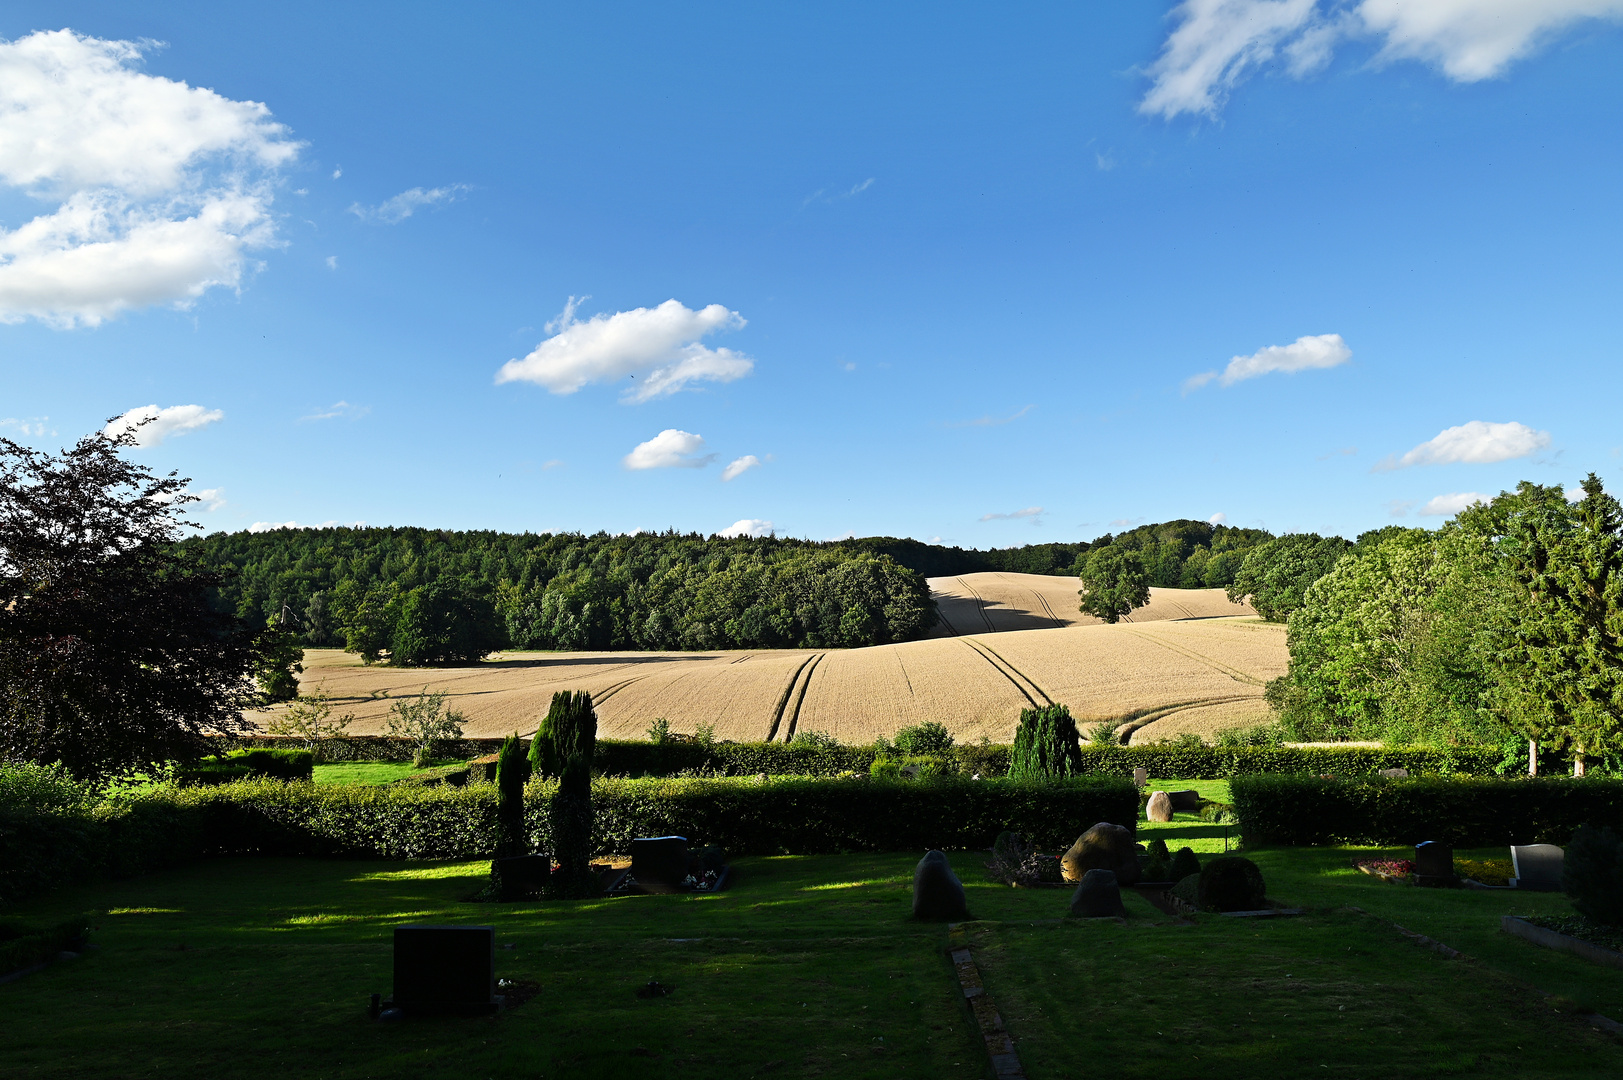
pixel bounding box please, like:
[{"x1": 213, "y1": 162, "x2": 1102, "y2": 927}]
[
  {"x1": 311, "y1": 760, "x2": 459, "y2": 785},
  {"x1": 5, "y1": 847, "x2": 1623, "y2": 1080}
]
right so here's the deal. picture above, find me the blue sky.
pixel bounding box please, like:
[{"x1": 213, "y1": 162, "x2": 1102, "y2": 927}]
[{"x1": 2, "y1": 2, "x2": 1620, "y2": 546}]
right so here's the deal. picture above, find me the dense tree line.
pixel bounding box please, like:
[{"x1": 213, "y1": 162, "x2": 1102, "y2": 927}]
[
  {"x1": 182, "y1": 528, "x2": 938, "y2": 659},
  {"x1": 1070, "y1": 520, "x2": 1274, "y2": 590},
  {"x1": 1269, "y1": 476, "x2": 1623, "y2": 763}
]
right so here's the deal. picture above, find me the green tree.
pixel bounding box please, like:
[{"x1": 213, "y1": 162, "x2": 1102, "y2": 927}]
[
  {"x1": 494, "y1": 733, "x2": 530, "y2": 858},
  {"x1": 1009, "y1": 703, "x2": 1084, "y2": 781},
  {"x1": 390, "y1": 579, "x2": 504, "y2": 666},
  {"x1": 548, "y1": 751, "x2": 596, "y2": 898},
  {"x1": 1077, "y1": 547, "x2": 1150, "y2": 623},
  {"x1": 264, "y1": 687, "x2": 354, "y2": 754},
  {"x1": 1228, "y1": 534, "x2": 1352, "y2": 622},
  {"x1": 0, "y1": 427, "x2": 266, "y2": 781},
  {"x1": 254, "y1": 622, "x2": 305, "y2": 704},
  {"x1": 529, "y1": 690, "x2": 597, "y2": 779},
  {"x1": 384, "y1": 687, "x2": 465, "y2": 766}
]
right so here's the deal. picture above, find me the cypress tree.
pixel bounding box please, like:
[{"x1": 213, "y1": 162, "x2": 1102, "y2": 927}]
[
  {"x1": 1008, "y1": 703, "x2": 1084, "y2": 781},
  {"x1": 494, "y1": 733, "x2": 529, "y2": 857},
  {"x1": 529, "y1": 689, "x2": 598, "y2": 779},
  {"x1": 548, "y1": 752, "x2": 596, "y2": 898}
]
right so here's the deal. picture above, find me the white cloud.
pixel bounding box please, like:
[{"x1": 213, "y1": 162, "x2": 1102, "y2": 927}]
[
  {"x1": 1209, "y1": 512, "x2": 1228, "y2": 525},
  {"x1": 151, "y1": 485, "x2": 226, "y2": 511},
  {"x1": 497, "y1": 298, "x2": 754, "y2": 403},
  {"x1": 331, "y1": 167, "x2": 342, "y2": 179},
  {"x1": 0, "y1": 415, "x2": 49, "y2": 437},
  {"x1": 0, "y1": 30, "x2": 299, "y2": 326},
  {"x1": 1420, "y1": 491, "x2": 1490, "y2": 516},
  {"x1": 623, "y1": 429, "x2": 716, "y2": 470},
  {"x1": 249, "y1": 520, "x2": 300, "y2": 533},
  {"x1": 719, "y1": 518, "x2": 775, "y2": 538},
  {"x1": 721, "y1": 455, "x2": 761, "y2": 481},
  {"x1": 1185, "y1": 333, "x2": 1350, "y2": 391},
  {"x1": 325, "y1": 255, "x2": 338, "y2": 270},
  {"x1": 104, "y1": 403, "x2": 224, "y2": 447},
  {"x1": 348, "y1": 183, "x2": 469, "y2": 224},
  {"x1": 1141, "y1": 1, "x2": 1623, "y2": 119},
  {"x1": 1379, "y1": 420, "x2": 1550, "y2": 470},
  {"x1": 1565, "y1": 485, "x2": 1586, "y2": 503},
  {"x1": 298, "y1": 400, "x2": 368, "y2": 423},
  {"x1": 980, "y1": 506, "x2": 1045, "y2": 523}
]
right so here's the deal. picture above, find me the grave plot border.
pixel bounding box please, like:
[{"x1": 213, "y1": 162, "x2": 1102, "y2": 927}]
[{"x1": 1502, "y1": 916, "x2": 1623, "y2": 973}]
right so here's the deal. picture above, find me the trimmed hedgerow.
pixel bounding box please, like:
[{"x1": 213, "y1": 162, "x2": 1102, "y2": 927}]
[
  {"x1": 226, "y1": 735, "x2": 1502, "y2": 780},
  {"x1": 1232, "y1": 775, "x2": 1623, "y2": 846},
  {"x1": 1, "y1": 774, "x2": 1136, "y2": 904},
  {"x1": 174, "y1": 748, "x2": 314, "y2": 786}
]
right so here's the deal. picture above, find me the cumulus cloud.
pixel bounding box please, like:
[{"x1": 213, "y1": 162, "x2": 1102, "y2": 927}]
[
  {"x1": 0, "y1": 30, "x2": 300, "y2": 326},
  {"x1": 1141, "y1": 0, "x2": 1623, "y2": 119},
  {"x1": 0, "y1": 415, "x2": 50, "y2": 437},
  {"x1": 1185, "y1": 333, "x2": 1351, "y2": 391},
  {"x1": 497, "y1": 298, "x2": 754, "y2": 403},
  {"x1": 325, "y1": 255, "x2": 338, "y2": 270},
  {"x1": 719, "y1": 518, "x2": 775, "y2": 538},
  {"x1": 151, "y1": 485, "x2": 226, "y2": 511},
  {"x1": 1565, "y1": 485, "x2": 1587, "y2": 503},
  {"x1": 1378, "y1": 420, "x2": 1550, "y2": 470},
  {"x1": 1209, "y1": 512, "x2": 1228, "y2": 525},
  {"x1": 104, "y1": 403, "x2": 224, "y2": 448},
  {"x1": 623, "y1": 429, "x2": 716, "y2": 470},
  {"x1": 348, "y1": 183, "x2": 469, "y2": 224},
  {"x1": 980, "y1": 506, "x2": 1045, "y2": 523},
  {"x1": 721, "y1": 455, "x2": 761, "y2": 482},
  {"x1": 1420, "y1": 491, "x2": 1490, "y2": 516}
]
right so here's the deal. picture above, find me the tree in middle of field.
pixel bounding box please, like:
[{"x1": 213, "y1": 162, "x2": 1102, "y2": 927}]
[{"x1": 1077, "y1": 546, "x2": 1151, "y2": 624}]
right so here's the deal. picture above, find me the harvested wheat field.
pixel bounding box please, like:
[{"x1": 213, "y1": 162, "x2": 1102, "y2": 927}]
[
  {"x1": 254, "y1": 610, "x2": 1286, "y2": 747},
  {"x1": 927, "y1": 573, "x2": 1254, "y2": 635}
]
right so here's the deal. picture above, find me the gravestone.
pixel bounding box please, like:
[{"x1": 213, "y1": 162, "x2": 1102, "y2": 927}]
[
  {"x1": 1167, "y1": 790, "x2": 1203, "y2": 813},
  {"x1": 1070, "y1": 869, "x2": 1127, "y2": 918},
  {"x1": 1378, "y1": 767, "x2": 1409, "y2": 779},
  {"x1": 1413, "y1": 841, "x2": 1454, "y2": 885},
  {"x1": 493, "y1": 854, "x2": 550, "y2": 897},
  {"x1": 1062, "y1": 823, "x2": 1142, "y2": 886},
  {"x1": 1511, "y1": 844, "x2": 1564, "y2": 891},
  {"x1": 912, "y1": 850, "x2": 971, "y2": 920},
  {"x1": 392, "y1": 925, "x2": 498, "y2": 1015},
  {"x1": 1145, "y1": 791, "x2": 1174, "y2": 822},
  {"x1": 630, "y1": 836, "x2": 691, "y2": 893},
  {"x1": 1132, "y1": 767, "x2": 1148, "y2": 789}
]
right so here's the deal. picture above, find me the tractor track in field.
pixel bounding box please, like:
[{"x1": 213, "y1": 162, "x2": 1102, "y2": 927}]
[{"x1": 959, "y1": 638, "x2": 1052, "y2": 709}]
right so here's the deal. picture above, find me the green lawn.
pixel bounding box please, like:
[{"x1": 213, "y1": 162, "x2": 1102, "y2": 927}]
[
  {"x1": 6, "y1": 843, "x2": 1623, "y2": 1079},
  {"x1": 311, "y1": 760, "x2": 455, "y2": 786}
]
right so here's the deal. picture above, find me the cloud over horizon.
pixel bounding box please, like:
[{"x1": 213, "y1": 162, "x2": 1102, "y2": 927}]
[
  {"x1": 0, "y1": 30, "x2": 300, "y2": 327},
  {"x1": 719, "y1": 518, "x2": 774, "y2": 538},
  {"x1": 1141, "y1": 0, "x2": 1623, "y2": 120},
  {"x1": 497, "y1": 298, "x2": 754, "y2": 403},
  {"x1": 1378, "y1": 420, "x2": 1550, "y2": 470},
  {"x1": 104, "y1": 403, "x2": 224, "y2": 447},
  {"x1": 1185, "y1": 333, "x2": 1350, "y2": 391},
  {"x1": 980, "y1": 506, "x2": 1045, "y2": 523},
  {"x1": 623, "y1": 429, "x2": 716, "y2": 470},
  {"x1": 1420, "y1": 491, "x2": 1490, "y2": 516}
]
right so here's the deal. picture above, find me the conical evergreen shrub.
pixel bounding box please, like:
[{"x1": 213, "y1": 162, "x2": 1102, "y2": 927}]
[
  {"x1": 1008, "y1": 703, "x2": 1084, "y2": 782},
  {"x1": 494, "y1": 733, "x2": 529, "y2": 857},
  {"x1": 529, "y1": 690, "x2": 598, "y2": 779}
]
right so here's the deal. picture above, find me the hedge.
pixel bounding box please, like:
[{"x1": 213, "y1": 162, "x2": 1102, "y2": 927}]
[
  {"x1": 0, "y1": 915, "x2": 91, "y2": 976},
  {"x1": 0, "y1": 775, "x2": 1136, "y2": 906},
  {"x1": 224, "y1": 735, "x2": 1503, "y2": 779},
  {"x1": 1232, "y1": 775, "x2": 1623, "y2": 847},
  {"x1": 175, "y1": 748, "x2": 314, "y2": 785}
]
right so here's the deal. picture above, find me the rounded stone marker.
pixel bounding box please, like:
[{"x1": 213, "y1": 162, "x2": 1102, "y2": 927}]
[
  {"x1": 1146, "y1": 790, "x2": 1174, "y2": 822},
  {"x1": 1070, "y1": 869, "x2": 1127, "y2": 918}
]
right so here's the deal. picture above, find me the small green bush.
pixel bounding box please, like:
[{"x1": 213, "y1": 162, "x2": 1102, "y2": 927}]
[
  {"x1": 1171, "y1": 873, "x2": 1200, "y2": 908},
  {"x1": 1564, "y1": 825, "x2": 1623, "y2": 927},
  {"x1": 1232, "y1": 775, "x2": 1623, "y2": 846},
  {"x1": 869, "y1": 756, "x2": 902, "y2": 779},
  {"x1": 1009, "y1": 704, "x2": 1084, "y2": 782},
  {"x1": 1169, "y1": 846, "x2": 1201, "y2": 881},
  {"x1": 1145, "y1": 839, "x2": 1169, "y2": 861},
  {"x1": 1197, "y1": 856, "x2": 1265, "y2": 912},
  {"x1": 892, "y1": 722, "x2": 954, "y2": 755}
]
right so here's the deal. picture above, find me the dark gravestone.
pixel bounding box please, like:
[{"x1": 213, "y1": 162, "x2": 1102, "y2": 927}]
[
  {"x1": 912, "y1": 850, "x2": 971, "y2": 921},
  {"x1": 1413, "y1": 841, "x2": 1454, "y2": 886},
  {"x1": 493, "y1": 854, "x2": 550, "y2": 896},
  {"x1": 630, "y1": 836, "x2": 690, "y2": 893},
  {"x1": 1167, "y1": 790, "x2": 1203, "y2": 814},
  {"x1": 392, "y1": 925, "x2": 498, "y2": 1015},
  {"x1": 1511, "y1": 844, "x2": 1565, "y2": 891},
  {"x1": 1070, "y1": 869, "x2": 1127, "y2": 918}
]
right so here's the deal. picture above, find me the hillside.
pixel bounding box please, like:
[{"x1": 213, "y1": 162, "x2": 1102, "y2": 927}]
[
  {"x1": 255, "y1": 613, "x2": 1285, "y2": 746},
  {"x1": 926, "y1": 573, "x2": 1255, "y2": 635}
]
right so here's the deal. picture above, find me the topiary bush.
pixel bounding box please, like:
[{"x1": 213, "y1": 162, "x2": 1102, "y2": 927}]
[
  {"x1": 1169, "y1": 846, "x2": 1201, "y2": 882},
  {"x1": 1197, "y1": 856, "x2": 1266, "y2": 912},
  {"x1": 1564, "y1": 824, "x2": 1623, "y2": 927}
]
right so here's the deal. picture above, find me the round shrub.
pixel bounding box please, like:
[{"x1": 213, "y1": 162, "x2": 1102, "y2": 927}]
[
  {"x1": 1197, "y1": 856, "x2": 1266, "y2": 912},
  {"x1": 1169, "y1": 846, "x2": 1201, "y2": 882},
  {"x1": 1145, "y1": 838, "x2": 1170, "y2": 861},
  {"x1": 1171, "y1": 873, "x2": 1200, "y2": 908}
]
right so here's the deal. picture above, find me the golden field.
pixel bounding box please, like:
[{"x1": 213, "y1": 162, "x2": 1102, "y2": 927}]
[
  {"x1": 927, "y1": 572, "x2": 1255, "y2": 635},
  {"x1": 253, "y1": 578, "x2": 1285, "y2": 746}
]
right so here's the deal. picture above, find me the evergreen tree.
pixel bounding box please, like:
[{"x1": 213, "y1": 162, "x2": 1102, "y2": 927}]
[
  {"x1": 548, "y1": 752, "x2": 596, "y2": 898},
  {"x1": 1008, "y1": 703, "x2": 1084, "y2": 781},
  {"x1": 528, "y1": 689, "x2": 598, "y2": 779},
  {"x1": 494, "y1": 733, "x2": 530, "y2": 857}
]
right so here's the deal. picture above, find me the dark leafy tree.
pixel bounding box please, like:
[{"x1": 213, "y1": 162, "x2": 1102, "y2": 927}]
[
  {"x1": 390, "y1": 579, "x2": 503, "y2": 666},
  {"x1": 1077, "y1": 547, "x2": 1150, "y2": 624},
  {"x1": 0, "y1": 427, "x2": 265, "y2": 781},
  {"x1": 1227, "y1": 533, "x2": 1352, "y2": 622},
  {"x1": 254, "y1": 623, "x2": 305, "y2": 704}
]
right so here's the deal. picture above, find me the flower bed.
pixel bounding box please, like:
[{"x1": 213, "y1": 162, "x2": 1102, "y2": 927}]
[
  {"x1": 1353, "y1": 857, "x2": 1412, "y2": 882},
  {"x1": 1455, "y1": 857, "x2": 1513, "y2": 887}
]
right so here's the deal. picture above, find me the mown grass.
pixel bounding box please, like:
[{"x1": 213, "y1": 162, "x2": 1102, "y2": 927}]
[
  {"x1": 6, "y1": 831, "x2": 1622, "y2": 1077},
  {"x1": 310, "y1": 760, "x2": 465, "y2": 786}
]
